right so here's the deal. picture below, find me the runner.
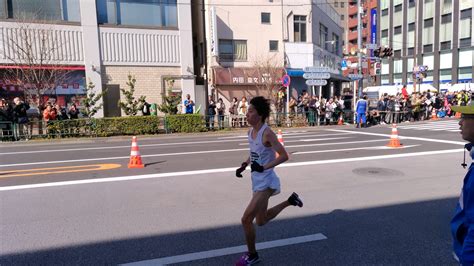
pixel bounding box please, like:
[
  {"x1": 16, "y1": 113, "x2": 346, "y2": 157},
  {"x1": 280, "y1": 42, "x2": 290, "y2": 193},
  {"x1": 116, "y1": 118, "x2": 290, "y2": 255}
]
[{"x1": 235, "y1": 96, "x2": 303, "y2": 265}]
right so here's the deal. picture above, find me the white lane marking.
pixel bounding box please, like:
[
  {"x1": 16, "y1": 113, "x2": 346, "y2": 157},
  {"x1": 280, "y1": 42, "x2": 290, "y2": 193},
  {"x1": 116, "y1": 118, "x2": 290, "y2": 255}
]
[
  {"x1": 293, "y1": 145, "x2": 419, "y2": 155},
  {"x1": 122, "y1": 233, "x2": 327, "y2": 266},
  {"x1": 326, "y1": 129, "x2": 466, "y2": 145},
  {"x1": 0, "y1": 148, "x2": 462, "y2": 191},
  {"x1": 239, "y1": 136, "x2": 353, "y2": 145},
  {"x1": 300, "y1": 137, "x2": 351, "y2": 142},
  {"x1": 0, "y1": 139, "x2": 387, "y2": 168},
  {"x1": 0, "y1": 139, "x2": 246, "y2": 156},
  {"x1": 398, "y1": 125, "x2": 460, "y2": 130},
  {"x1": 1, "y1": 133, "x2": 351, "y2": 156},
  {"x1": 218, "y1": 131, "x2": 311, "y2": 139}
]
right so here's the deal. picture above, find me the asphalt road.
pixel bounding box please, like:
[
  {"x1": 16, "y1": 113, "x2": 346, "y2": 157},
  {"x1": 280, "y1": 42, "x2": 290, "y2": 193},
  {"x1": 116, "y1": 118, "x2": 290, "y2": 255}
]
[{"x1": 0, "y1": 118, "x2": 467, "y2": 265}]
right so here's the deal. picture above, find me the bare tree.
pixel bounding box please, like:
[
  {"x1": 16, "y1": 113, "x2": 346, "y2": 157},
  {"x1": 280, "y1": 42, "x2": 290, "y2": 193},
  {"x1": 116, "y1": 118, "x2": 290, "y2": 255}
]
[
  {"x1": 252, "y1": 55, "x2": 285, "y2": 104},
  {"x1": 0, "y1": 13, "x2": 72, "y2": 113}
]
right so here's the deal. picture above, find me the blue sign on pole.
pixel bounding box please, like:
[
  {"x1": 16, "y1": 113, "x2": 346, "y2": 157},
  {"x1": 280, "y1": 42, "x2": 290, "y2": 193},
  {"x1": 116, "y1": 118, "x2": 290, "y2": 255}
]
[
  {"x1": 282, "y1": 74, "x2": 291, "y2": 87},
  {"x1": 371, "y1": 9, "x2": 377, "y2": 57},
  {"x1": 341, "y1": 60, "x2": 348, "y2": 70}
]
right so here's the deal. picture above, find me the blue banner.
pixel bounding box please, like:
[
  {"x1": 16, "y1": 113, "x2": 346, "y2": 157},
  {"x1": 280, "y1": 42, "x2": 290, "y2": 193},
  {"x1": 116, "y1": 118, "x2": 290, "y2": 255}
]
[{"x1": 371, "y1": 9, "x2": 377, "y2": 57}]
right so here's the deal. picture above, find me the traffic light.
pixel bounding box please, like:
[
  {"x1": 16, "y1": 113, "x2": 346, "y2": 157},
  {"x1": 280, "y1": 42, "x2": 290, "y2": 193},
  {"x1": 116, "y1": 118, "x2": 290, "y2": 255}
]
[
  {"x1": 373, "y1": 47, "x2": 381, "y2": 58},
  {"x1": 381, "y1": 47, "x2": 393, "y2": 58}
]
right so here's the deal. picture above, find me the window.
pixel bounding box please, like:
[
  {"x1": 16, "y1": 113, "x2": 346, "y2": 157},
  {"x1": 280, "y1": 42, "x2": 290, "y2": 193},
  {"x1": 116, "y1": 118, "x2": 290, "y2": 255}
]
[
  {"x1": 460, "y1": 17, "x2": 472, "y2": 40},
  {"x1": 334, "y1": 1, "x2": 338, "y2": 7},
  {"x1": 440, "y1": 41, "x2": 451, "y2": 50},
  {"x1": 423, "y1": 44, "x2": 433, "y2": 53},
  {"x1": 341, "y1": 14, "x2": 344, "y2": 21},
  {"x1": 441, "y1": 14, "x2": 452, "y2": 24},
  {"x1": 97, "y1": 0, "x2": 178, "y2": 27},
  {"x1": 441, "y1": 0, "x2": 452, "y2": 14},
  {"x1": 424, "y1": 0, "x2": 434, "y2": 18},
  {"x1": 408, "y1": 22, "x2": 415, "y2": 31},
  {"x1": 424, "y1": 18, "x2": 433, "y2": 28},
  {"x1": 407, "y1": 47, "x2": 414, "y2": 56},
  {"x1": 294, "y1": 15, "x2": 307, "y2": 42},
  {"x1": 218, "y1": 39, "x2": 247, "y2": 61},
  {"x1": 341, "y1": 2, "x2": 344, "y2": 8},
  {"x1": 461, "y1": 9, "x2": 472, "y2": 19},
  {"x1": 382, "y1": 29, "x2": 388, "y2": 38},
  {"x1": 460, "y1": 0, "x2": 473, "y2": 10},
  {"x1": 269, "y1": 40, "x2": 278, "y2": 51},
  {"x1": 382, "y1": 9, "x2": 388, "y2": 16},
  {"x1": 394, "y1": 26, "x2": 402, "y2": 35},
  {"x1": 409, "y1": 0, "x2": 415, "y2": 8},
  {"x1": 394, "y1": 4, "x2": 402, "y2": 12},
  {"x1": 332, "y1": 34, "x2": 339, "y2": 54},
  {"x1": 6, "y1": 0, "x2": 81, "y2": 22},
  {"x1": 261, "y1": 12, "x2": 270, "y2": 24},
  {"x1": 320, "y1": 23, "x2": 328, "y2": 49}
]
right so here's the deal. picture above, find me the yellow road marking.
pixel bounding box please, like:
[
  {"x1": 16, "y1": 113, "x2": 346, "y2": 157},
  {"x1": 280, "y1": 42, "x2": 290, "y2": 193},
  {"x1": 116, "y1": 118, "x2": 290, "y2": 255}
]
[{"x1": 0, "y1": 164, "x2": 121, "y2": 178}]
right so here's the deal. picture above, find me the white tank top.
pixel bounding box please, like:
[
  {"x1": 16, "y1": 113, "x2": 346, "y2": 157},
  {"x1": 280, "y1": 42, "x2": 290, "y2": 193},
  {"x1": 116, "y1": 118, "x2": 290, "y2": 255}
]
[
  {"x1": 248, "y1": 124, "x2": 275, "y2": 168},
  {"x1": 248, "y1": 124, "x2": 281, "y2": 193}
]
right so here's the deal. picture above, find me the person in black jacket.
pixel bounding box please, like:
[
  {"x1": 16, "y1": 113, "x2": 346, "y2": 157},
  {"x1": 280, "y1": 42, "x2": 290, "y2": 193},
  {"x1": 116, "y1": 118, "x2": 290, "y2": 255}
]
[
  {"x1": 0, "y1": 98, "x2": 13, "y2": 140},
  {"x1": 207, "y1": 96, "x2": 216, "y2": 130},
  {"x1": 12, "y1": 97, "x2": 30, "y2": 140}
]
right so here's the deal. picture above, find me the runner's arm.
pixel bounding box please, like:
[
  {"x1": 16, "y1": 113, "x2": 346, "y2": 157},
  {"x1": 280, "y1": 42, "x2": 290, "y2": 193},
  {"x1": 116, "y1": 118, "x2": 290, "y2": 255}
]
[{"x1": 263, "y1": 129, "x2": 288, "y2": 170}]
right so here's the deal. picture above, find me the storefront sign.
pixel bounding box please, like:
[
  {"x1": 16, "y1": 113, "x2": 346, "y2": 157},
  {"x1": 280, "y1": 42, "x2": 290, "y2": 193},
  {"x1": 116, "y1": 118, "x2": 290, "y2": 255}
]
[{"x1": 213, "y1": 67, "x2": 283, "y2": 85}]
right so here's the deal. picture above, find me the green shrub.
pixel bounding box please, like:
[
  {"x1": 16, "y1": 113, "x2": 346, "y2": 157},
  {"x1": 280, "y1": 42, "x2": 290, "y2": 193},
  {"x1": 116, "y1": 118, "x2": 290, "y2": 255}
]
[{"x1": 165, "y1": 114, "x2": 206, "y2": 133}]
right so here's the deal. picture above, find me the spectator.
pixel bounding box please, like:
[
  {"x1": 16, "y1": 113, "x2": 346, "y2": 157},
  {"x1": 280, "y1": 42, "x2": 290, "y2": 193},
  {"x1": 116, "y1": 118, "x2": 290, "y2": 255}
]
[
  {"x1": 184, "y1": 94, "x2": 194, "y2": 114},
  {"x1": 207, "y1": 96, "x2": 216, "y2": 130},
  {"x1": 68, "y1": 104, "x2": 79, "y2": 119},
  {"x1": 142, "y1": 101, "x2": 151, "y2": 116},
  {"x1": 229, "y1": 97, "x2": 239, "y2": 127},
  {"x1": 238, "y1": 96, "x2": 248, "y2": 127},
  {"x1": 216, "y1": 98, "x2": 226, "y2": 129},
  {"x1": 0, "y1": 98, "x2": 13, "y2": 139}
]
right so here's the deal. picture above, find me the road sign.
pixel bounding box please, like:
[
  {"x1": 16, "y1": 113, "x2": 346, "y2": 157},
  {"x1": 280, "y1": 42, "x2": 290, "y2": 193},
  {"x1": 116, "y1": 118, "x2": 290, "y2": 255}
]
[
  {"x1": 281, "y1": 74, "x2": 291, "y2": 87},
  {"x1": 304, "y1": 66, "x2": 330, "y2": 73},
  {"x1": 341, "y1": 60, "x2": 348, "y2": 70},
  {"x1": 348, "y1": 74, "x2": 363, "y2": 80},
  {"x1": 365, "y1": 43, "x2": 378, "y2": 49},
  {"x1": 303, "y1": 72, "x2": 330, "y2": 80},
  {"x1": 305, "y1": 79, "x2": 327, "y2": 86}
]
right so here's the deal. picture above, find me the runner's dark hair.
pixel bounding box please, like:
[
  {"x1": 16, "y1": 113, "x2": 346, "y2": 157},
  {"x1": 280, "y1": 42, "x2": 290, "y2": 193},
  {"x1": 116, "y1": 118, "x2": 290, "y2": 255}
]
[{"x1": 250, "y1": 96, "x2": 270, "y2": 122}]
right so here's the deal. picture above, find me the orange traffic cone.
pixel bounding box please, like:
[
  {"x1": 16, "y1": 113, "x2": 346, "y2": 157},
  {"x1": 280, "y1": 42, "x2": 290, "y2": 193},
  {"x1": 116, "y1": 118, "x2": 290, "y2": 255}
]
[
  {"x1": 387, "y1": 124, "x2": 403, "y2": 148},
  {"x1": 277, "y1": 129, "x2": 284, "y2": 146},
  {"x1": 338, "y1": 116, "x2": 344, "y2": 125},
  {"x1": 275, "y1": 129, "x2": 284, "y2": 158},
  {"x1": 431, "y1": 109, "x2": 438, "y2": 120},
  {"x1": 128, "y1": 136, "x2": 144, "y2": 168}
]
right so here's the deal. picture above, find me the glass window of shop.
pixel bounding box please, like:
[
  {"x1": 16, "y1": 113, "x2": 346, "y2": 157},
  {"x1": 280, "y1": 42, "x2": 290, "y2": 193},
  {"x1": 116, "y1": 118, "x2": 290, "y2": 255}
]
[
  {"x1": 382, "y1": 61, "x2": 389, "y2": 75},
  {"x1": 394, "y1": 60, "x2": 402, "y2": 74},
  {"x1": 7, "y1": 0, "x2": 80, "y2": 22},
  {"x1": 460, "y1": 0, "x2": 473, "y2": 10},
  {"x1": 459, "y1": 15, "x2": 472, "y2": 46},
  {"x1": 407, "y1": 5, "x2": 415, "y2": 24},
  {"x1": 407, "y1": 58, "x2": 414, "y2": 72},
  {"x1": 423, "y1": 54, "x2": 434, "y2": 70},
  {"x1": 394, "y1": 74, "x2": 402, "y2": 85},
  {"x1": 423, "y1": 0, "x2": 434, "y2": 19},
  {"x1": 97, "y1": 0, "x2": 177, "y2": 27},
  {"x1": 459, "y1": 68, "x2": 473, "y2": 82},
  {"x1": 439, "y1": 69, "x2": 452, "y2": 83},
  {"x1": 439, "y1": 52, "x2": 452, "y2": 69},
  {"x1": 441, "y1": 0, "x2": 452, "y2": 15}
]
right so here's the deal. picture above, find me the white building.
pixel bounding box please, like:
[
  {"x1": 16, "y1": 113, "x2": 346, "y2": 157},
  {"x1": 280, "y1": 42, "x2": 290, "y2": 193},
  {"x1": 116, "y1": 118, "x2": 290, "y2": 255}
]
[
  {"x1": 192, "y1": 0, "x2": 348, "y2": 108},
  {"x1": 0, "y1": 0, "x2": 195, "y2": 117}
]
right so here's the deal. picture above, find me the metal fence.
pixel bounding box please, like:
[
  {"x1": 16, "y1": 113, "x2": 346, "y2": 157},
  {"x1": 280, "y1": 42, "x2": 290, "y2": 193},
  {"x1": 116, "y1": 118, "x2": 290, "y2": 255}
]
[{"x1": 1, "y1": 110, "x2": 357, "y2": 141}]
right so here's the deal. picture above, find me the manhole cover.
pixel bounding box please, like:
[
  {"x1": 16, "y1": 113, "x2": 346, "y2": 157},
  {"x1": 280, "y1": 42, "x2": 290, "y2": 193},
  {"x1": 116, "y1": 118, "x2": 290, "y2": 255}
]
[{"x1": 352, "y1": 167, "x2": 404, "y2": 177}]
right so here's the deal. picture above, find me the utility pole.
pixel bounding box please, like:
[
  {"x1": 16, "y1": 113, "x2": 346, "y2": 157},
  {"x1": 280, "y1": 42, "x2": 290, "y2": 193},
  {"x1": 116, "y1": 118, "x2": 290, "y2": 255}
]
[
  {"x1": 357, "y1": 0, "x2": 363, "y2": 98},
  {"x1": 201, "y1": 0, "x2": 209, "y2": 111},
  {"x1": 413, "y1": 0, "x2": 418, "y2": 93}
]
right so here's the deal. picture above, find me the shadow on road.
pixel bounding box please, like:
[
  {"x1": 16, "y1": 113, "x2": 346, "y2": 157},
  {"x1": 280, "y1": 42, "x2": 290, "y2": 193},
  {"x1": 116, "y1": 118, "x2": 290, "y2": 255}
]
[{"x1": 0, "y1": 197, "x2": 458, "y2": 265}]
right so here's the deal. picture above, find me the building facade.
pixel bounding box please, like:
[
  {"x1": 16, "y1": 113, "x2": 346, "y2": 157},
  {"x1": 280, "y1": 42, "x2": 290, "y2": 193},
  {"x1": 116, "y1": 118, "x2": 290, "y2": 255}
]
[
  {"x1": 0, "y1": 0, "x2": 195, "y2": 117},
  {"x1": 377, "y1": 0, "x2": 474, "y2": 90},
  {"x1": 344, "y1": 0, "x2": 378, "y2": 86},
  {"x1": 192, "y1": 0, "x2": 346, "y2": 109}
]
